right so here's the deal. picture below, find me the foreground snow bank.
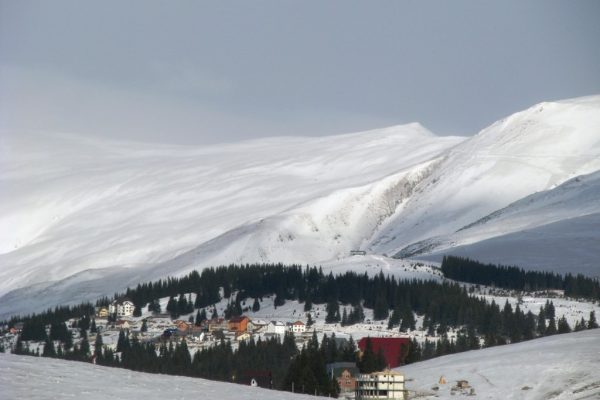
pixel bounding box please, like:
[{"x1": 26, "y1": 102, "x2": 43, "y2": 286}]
[
  {"x1": 0, "y1": 353, "x2": 324, "y2": 400},
  {"x1": 400, "y1": 329, "x2": 600, "y2": 400}
]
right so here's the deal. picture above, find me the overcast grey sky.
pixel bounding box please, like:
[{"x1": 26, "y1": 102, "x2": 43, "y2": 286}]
[{"x1": 1, "y1": 1, "x2": 599, "y2": 144}]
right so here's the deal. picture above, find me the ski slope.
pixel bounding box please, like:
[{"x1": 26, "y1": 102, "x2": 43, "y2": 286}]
[
  {"x1": 1, "y1": 95, "x2": 600, "y2": 318},
  {"x1": 400, "y1": 329, "x2": 600, "y2": 400},
  {"x1": 0, "y1": 353, "x2": 325, "y2": 400}
]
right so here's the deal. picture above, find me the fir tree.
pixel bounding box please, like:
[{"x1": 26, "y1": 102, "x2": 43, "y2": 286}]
[
  {"x1": 252, "y1": 298, "x2": 260, "y2": 312},
  {"x1": 588, "y1": 311, "x2": 598, "y2": 329},
  {"x1": 42, "y1": 337, "x2": 56, "y2": 358},
  {"x1": 557, "y1": 316, "x2": 571, "y2": 334}
]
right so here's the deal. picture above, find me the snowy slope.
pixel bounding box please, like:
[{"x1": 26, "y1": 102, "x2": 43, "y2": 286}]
[
  {"x1": 0, "y1": 125, "x2": 461, "y2": 296},
  {"x1": 0, "y1": 353, "x2": 325, "y2": 400},
  {"x1": 400, "y1": 170, "x2": 600, "y2": 275},
  {"x1": 372, "y1": 96, "x2": 600, "y2": 258},
  {"x1": 2, "y1": 95, "x2": 600, "y2": 319},
  {"x1": 400, "y1": 329, "x2": 600, "y2": 400}
]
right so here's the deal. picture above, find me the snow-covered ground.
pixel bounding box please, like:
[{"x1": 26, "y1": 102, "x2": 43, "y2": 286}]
[
  {"x1": 2, "y1": 95, "x2": 600, "y2": 319},
  {"x1": 0, "y1": 352, "x2": 325, "y2": 400},
  {"x1": 400, "y1": 329, "x2": 600, "y2": 400}
]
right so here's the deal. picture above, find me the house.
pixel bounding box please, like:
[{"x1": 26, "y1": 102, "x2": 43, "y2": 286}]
[
  {"x1": 248, "y1": 319, "x2": 268, "y2": 333},
  {"x1": 241, "y1": 370, "x2": 273, "y2": 389},
  {"x1": 350, "y1": 250, "x2": 366, "y2": 256},
  {"x1": 266, "y1": 321, "x2": 286, "y2": 335},
  {"x1": 109, "y1": 297, "x2": 135, "y2": 317},
  {"x1": 174, "y1": 320, "x2": 192, "y2": 333},
  {"x1": 358, "y1": 337, "x2": 410, "y2": 369},
  {"x1": 208, "y1": 318, "x2": 228, "y2": 332},
  {"x1": 96, "y1": 307, "x2": 109, "y2": 318},
  {"x1": 228, "y1": 316, "x2": 249, "y2": 333},
  {"x1": 355, "y1": 369, "x2": 406, "y2": 400},
  {"x1": 236, "y1": 332, "x2": 251, "y2": 342},
  {"x1": 326, "y1": 362, "x2": 359, "y2": 395},
  {"x1": 287, "y1": 320, "x2": 306, "y2": 334},
  {"x1": 115, "y1": 320, "x2": 130, "y2": 330}
]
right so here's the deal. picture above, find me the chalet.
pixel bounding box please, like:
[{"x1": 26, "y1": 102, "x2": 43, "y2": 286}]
[
  {"x1": 350, "y1": 250, "x2": 366, "y2": 256},
  {"x1": 358, "y1": 337, "x2": 410, "y2": 369},
  {"x1": 236, "y1": 332, "x2": 251, "y2": 342},
  {"x1": 355, "y1": 369, "x2": 406, "y2": 399},
  {"x1": 174, "y1": 320, "x2": 192, "y2": 333},
  {"x1": 115, "y1": 320, "x2": 131, "y2": 330},
  {"x1": 208, "y1": 318, "x2": 228, "y2": 332},
  {"x1": 266, "y1": 321, "x2": 286, "y2": 335},
  {"x1": 326, "y1": 362, "x2": 359, "y2": 395},
  {"x1": 228, "y1": 316, "x2": 249, "y2": 333},
  {"x1": 109, "y1": 297, "x2": 135, "y2": 317},
  {"x1": 287, "y1": 320, "x2": 306, "y2": 334},
  {"x1": 248, "y1": 319, "x2": 268, "y2": 332},
  {"x1": 96, "y1": 307, "x2": 109, "y2": 318}
]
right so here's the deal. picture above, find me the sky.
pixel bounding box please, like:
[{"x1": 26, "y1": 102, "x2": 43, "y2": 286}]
[{"x1": 1, "y1": 0, "x2": 599, "y2": 144}]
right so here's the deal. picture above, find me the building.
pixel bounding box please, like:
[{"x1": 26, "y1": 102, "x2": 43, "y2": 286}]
[
  {"x1": 266, "y1": 321, "x2": 286, "y2": 335},
  {"x1": 326, "y1": 362, "x2": 359, "y2": 395},
  {"x1": 248, "y1": 319, "x2": 268, "y2": 332},
  {"x1": 236, "y1": 332, "x2": 251, "y2": 342},
  {"x1": 208, "y1": 318, "x2": 228, "y2": 332},
  {"x1": 96, "y1": 307, "x2": 109, "y2": 318},
  {"x1": 350, "y1": 250, "x2": 367, "y2": 256},
  {"x1": 358, "y1": 337, "x2": 410, "y2": 369},
  {"x1": 115, "y1": 320, "x2": 131, "y2": 330},
  {"x1": 174, "y1": 320, "x2": 191, "y2": 333},
  {"x1": 108, "y1": 297, "x2": 135, "y2": 317},
  {"x1": 287, "y1": 320, "x2": 306, "y2": 334},
  {"x1": 228, "y1": 316, "x2": 249, "y2": 333},
  {"x1": 355, "y1": 369, "x2": 406, "y2": 399}
]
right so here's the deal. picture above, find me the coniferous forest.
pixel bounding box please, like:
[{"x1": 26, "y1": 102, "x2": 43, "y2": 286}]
[{"x1": 441, "y1": 256, "x2": 600, "y2": 300}]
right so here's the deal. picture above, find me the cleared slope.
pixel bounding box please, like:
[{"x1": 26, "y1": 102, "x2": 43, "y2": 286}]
[
  {"x1": 372, "y1": 95, "x2": 600, "y2": 258},
  {"x1": 400, "y1": 329, "x2": 600, "y2": 400},
  {"x1": 0, "y1": 353, "x2": 325, "y2": 400}
]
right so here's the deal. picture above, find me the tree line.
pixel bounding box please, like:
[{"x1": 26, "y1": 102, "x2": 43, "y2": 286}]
[{"x1": 440, "y1": 256, "x2": 600, "y2": 300}]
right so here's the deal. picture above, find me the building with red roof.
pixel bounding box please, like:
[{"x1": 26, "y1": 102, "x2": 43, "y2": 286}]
[{"x1": 357, "y1": 337, "x2": 410, "y2": 369}]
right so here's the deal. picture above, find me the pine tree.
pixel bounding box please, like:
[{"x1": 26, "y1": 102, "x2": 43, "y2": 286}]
[
  {"x1": 588, "y1": 311, "x2": 598, "y2": 329},
  {"x1": 42, "y1": 337, "x2": 56, "y2": 358},
  {"x1": 546, "y1": 317, "x2": 557, "y2": 335},
  {"x1": 557, "y1": 316, "x2": 571, "y2": 334},
  {"x1": 94, "y1": 332, "x2": 104, "y2": 361},
  {"x1": 325, "y1": 300, "x2": 340, "y2": 324},
  {"x1": 141, "y1": 320, "x2": 148, "y2": 333},
  {"x1": 252, "y1": 298, "x2": 260, "y2": 312},
  {"x1": 90, "y1": 319, "x2": 97, "y2": 333}
]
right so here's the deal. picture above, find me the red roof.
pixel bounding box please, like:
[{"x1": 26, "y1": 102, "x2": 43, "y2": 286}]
[{"x1": 358, "y1": 337, "x2": 410, "y2": 369}]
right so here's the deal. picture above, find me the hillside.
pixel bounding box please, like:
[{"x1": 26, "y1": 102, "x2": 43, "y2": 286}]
[
  {"x1": 400, "y1": 329, "x2": 600, "y2": 400},
  {"x1": 1, "y1": 95, "x2": 600, "y2": 318},
  {"x1": 0, "y1": 352, "x2": 325, "y2": 400},
  {"x1": 373, "y1": 96, "x2": 600, "y2": 259},
  {"x1": 403, "y1": 170, "x2": 600, "y2": 276}
]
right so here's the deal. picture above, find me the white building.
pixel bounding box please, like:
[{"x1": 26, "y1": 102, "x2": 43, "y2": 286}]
[
  {"x1": 355, "y1": 369, "x2": 406, "y2": 400},
  {"x1": 108, "y1": 297, "x2": 135, "y2": 317},
  {"x1": 287, "y1": 320, "x2": 306, "y2": 334},
  {"x1": 266, "y1": 321, "x2": 286, "y2": 335}
]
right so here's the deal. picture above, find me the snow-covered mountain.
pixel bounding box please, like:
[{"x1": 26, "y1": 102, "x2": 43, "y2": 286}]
[{"x1": 1, "y1": 95, "x2": 599, "y2": 318}]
